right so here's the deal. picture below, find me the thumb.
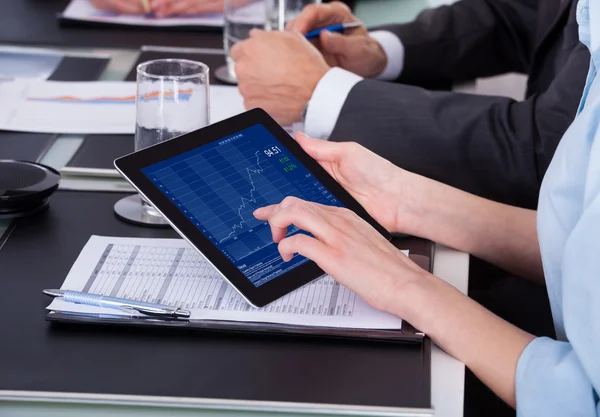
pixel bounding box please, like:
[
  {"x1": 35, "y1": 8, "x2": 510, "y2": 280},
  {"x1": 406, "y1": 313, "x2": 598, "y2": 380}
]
[
  {"x1": 320, "y1": 31, "x2": 352, "y2": 55},
  {"x1": 295, "y1": 132, "x2": 344, "y2": 163}
]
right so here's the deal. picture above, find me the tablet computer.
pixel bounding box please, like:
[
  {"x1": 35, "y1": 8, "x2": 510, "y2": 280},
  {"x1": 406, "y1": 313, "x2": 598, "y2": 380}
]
[{"x1": 115, "y1": 109, "x2": 390, "y2": 307}]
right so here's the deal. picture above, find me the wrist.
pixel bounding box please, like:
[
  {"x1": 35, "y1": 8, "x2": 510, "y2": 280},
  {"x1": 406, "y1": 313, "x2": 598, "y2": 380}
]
[
  {"x1": 309, "y1": 65, "x2": 329, "y2": 100},
  {"x1": 369, "y1": 31, "x2": 404, "y2": 80},
  {"x1": 389, "y1": 170, "x2": 471, "y2": 244},
  {"x1": 351, "y1": 37, "x2": 387, "y2": 78},
  {"x1": 373, "y1": 43, "x2": 388, "y2": 78},
  {"x1": 386, "y1": 270, "x2": 457, "y2": 335},
  {"x1": 298, "y1": 65, "x2": 329, "y2": 120},
  {"x1": 389, "y1": 169, "x2": 435, "y2": 236}
]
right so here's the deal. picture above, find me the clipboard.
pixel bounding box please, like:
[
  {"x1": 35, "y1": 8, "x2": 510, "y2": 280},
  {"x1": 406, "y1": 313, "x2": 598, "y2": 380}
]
[
  {"x1": 46, "y1": 245, "x2": 432, "y2": 343},
  {"x1": 46, "y1": 311, "x2": 428, "y2": 343}
]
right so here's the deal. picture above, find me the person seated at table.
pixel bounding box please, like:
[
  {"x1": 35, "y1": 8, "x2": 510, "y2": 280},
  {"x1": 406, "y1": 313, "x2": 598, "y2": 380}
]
[
  {"x1": 91, "y1": 0, "x2": 224, "y2": 16},
  {"x1": 231, "y1": 0, "x2": 589, "y2": 209},
  {"x1": 252, "y1": 0, "x2": 600, "y2": 413},
  {"x1": 91, "y1": 0, "x2": 330, "y2": 16}
]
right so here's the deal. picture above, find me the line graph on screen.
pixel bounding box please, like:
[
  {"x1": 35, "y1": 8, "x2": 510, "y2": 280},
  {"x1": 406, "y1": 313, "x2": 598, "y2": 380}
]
[
  {"x1": 141, "y1": 123, "x2": 346, "y2": 285},
  {"x1": 219, "y1": 150, "x2": 267, "y2": 243}
]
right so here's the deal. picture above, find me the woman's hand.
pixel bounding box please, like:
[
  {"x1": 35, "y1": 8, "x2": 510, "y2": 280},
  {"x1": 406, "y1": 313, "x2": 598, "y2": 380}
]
[
  {"x1": 292, "y1": 132, "x2": 426, "y2": 235},
  {"x1": 253, "y1": 196, "x2": 537, "y2": 412},
  {"x1": 91, "y1": 0, "x2": 146, "y2": 14},
  {"x1": 92, "y1": 0, "x2": 229, "y2": 16},
  {"x1": 150, "y1": 0, "x2": 230, "y2": 17},
  {"x1": 253, "y1": 197, "x2": 430, "y2": 314}
]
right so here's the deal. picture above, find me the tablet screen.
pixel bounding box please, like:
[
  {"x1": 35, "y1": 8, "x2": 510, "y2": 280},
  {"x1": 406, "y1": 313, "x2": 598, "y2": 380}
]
[{"x1": 142, "y1": 124, "x2": 345, "y2": 288}]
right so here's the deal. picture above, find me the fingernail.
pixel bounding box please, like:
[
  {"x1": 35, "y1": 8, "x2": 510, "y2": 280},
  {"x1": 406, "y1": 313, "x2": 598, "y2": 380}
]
[{"x1": 253, "y1": 208, "x2": 264, "y2": 217}]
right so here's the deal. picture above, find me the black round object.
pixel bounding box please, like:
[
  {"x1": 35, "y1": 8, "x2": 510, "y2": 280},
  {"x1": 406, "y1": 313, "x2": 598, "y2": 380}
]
[{"x1": 0, "y1": 160, "x2": 60, "y2": 219}]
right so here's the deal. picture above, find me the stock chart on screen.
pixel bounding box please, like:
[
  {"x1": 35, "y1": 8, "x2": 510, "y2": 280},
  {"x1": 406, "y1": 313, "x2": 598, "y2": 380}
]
[{"x1": 142, "y1": 124, "x2": 344, "y2": 287}]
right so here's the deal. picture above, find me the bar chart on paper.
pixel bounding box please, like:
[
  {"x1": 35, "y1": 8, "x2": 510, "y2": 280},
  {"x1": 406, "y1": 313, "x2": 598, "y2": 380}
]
[
  {"x1": 143, "y1": 124, "x2": 345, "y2": 287},
  {"x1": 0, "y1": 81, "x2": 245, "y2": 134}
]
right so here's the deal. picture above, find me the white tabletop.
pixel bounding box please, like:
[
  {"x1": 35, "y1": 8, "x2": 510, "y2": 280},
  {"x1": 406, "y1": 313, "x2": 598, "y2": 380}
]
[{"x1": 431, "y1": 245, "x2": 468, "y2": 416}]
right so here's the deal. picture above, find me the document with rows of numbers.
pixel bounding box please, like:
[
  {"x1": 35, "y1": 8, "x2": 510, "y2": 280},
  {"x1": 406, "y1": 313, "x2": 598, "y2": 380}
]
[{"x1": 48, "y1": 236, "x2": 404, "y2": 329}]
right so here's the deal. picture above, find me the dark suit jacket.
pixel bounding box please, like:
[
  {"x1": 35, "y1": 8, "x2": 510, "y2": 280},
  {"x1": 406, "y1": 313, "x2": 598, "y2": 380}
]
[{"x1": 329, "y1": 0, "x2": 589, "y2": 208}]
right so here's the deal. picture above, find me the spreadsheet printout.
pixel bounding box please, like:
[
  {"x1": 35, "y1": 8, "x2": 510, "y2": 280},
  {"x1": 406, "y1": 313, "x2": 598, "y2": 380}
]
[{"x1": 48, "y1": 236, "x2": 404, "y2": 329}]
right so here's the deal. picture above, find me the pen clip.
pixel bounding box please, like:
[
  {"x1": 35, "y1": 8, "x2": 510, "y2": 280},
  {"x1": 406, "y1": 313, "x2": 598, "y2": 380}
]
[
  {"x1": 124, "y1": 305, "x2": 189, "y2": 319},
  {"x1": 118, "y1": 305, "x2": 140, "y2": 316}
]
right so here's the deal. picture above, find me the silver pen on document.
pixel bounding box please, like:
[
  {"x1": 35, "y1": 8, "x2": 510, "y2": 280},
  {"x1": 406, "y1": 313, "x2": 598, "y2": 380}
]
[{"x1": 43, "y1": 289, "x2": 191, "y2": 319}]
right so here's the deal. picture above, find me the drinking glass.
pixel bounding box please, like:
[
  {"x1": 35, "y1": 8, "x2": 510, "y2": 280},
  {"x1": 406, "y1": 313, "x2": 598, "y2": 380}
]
[
  {"x1": 264, "y1": 0, "x2": 320, "y2": 31},
  {"x1": 114, "y1": 59, "x2": 210, "y2": 227},
  {"x1": 215, "y1": 0, "x2": 321, "y2": 84}
]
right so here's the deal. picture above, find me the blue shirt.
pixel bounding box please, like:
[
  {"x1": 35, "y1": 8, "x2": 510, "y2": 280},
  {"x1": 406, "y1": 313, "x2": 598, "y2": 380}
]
[{"x1": 516, "y1": 0, "x2": 600, "y2": 414}]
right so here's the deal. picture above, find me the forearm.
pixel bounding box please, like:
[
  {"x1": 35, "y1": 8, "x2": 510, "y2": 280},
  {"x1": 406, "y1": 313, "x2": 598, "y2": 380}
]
[
  {"x1": 395, "y1": 276, "x2": 535, "y2": 407},
  {"x1": 399, "y1": 173, "x2": 544, "y2": 283},
  {"x1": 331, "y1": 80, "x2": 548, "y2": 209},
  {"x1": 395, "y1": 275, "x2": 534, "y2": 407}
]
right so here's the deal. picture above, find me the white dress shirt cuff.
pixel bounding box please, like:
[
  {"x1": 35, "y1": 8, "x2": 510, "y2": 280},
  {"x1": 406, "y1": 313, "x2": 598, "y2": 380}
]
[
  {"x1": 369, "y1": 30, "x2": 405, "y2": 80},
  {"x1": 304, "y1": 67, "x2": 363, "y2": 140}
]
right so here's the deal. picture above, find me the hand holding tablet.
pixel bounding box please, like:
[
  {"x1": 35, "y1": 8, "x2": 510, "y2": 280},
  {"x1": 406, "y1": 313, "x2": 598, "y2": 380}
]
[{"x1": 115, "y1": 109, "x2": 390, "y2": 307}]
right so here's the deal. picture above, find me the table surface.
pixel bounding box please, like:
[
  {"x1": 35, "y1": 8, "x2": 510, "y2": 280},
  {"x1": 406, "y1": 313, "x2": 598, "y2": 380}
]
[
  {"x1": 0, "y1": 0, "x2": 468, "y2": 416},
  {"x1": 1, "y1": 245, "x2": 467, "y2": 417}
]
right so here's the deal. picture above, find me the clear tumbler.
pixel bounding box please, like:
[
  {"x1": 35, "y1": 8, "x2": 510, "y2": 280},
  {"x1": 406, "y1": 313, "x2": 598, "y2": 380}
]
[
  {"x1": 216, "y1": 0, "x2": 321, "y2": 84},
  {"x1": 114, "y1": 59, "x2": 210, "y2": 227}
]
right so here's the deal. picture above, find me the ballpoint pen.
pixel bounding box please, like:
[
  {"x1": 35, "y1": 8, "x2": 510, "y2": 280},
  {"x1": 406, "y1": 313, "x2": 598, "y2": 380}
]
[
  {"x1": 43, "y1": 289, "x2": 191, "y2": 319},
  {"x1": 305, "y1": 21, "x2": 363, "y2": 40}
]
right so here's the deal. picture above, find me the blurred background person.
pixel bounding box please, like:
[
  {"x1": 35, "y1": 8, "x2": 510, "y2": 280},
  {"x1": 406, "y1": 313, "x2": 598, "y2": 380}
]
[
  {"x1": 231, "y1": 0, "x2": 589, "y2": 209},
  {"x1": 91, "y1": 0, "x2": 225, "y2": 16}
]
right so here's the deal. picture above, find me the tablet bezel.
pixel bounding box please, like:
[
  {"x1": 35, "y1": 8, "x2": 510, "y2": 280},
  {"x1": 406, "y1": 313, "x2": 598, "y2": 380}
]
[{"x1": 115, "y1": 108, "x2": 390, "y2": 307}]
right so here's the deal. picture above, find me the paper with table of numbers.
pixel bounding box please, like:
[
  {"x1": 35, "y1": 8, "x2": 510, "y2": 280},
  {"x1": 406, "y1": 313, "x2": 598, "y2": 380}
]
[{"x1": 47, "y1": 236, "x2": 404, "y2": 329}]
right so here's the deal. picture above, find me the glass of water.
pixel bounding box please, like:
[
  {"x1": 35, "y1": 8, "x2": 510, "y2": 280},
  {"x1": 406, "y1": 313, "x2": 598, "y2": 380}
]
[
  {"x1": 264, "y1": 0, "x2": 320, "y2": 31},
  {"x1": 215, "y1": 0, "x2": 321, "y2": 84},
  {"x1": 114, "y1": 59, "x2": 210, "y2": 227}
]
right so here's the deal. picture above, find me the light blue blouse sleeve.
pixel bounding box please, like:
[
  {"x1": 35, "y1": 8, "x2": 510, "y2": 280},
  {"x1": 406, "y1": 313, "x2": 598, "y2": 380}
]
[
  {"x1": 516, "y1": 337, "x2": 599, "y2": 416},
  {"x1": 516, "y1": 129, "x2": 600, "y2": 416}
]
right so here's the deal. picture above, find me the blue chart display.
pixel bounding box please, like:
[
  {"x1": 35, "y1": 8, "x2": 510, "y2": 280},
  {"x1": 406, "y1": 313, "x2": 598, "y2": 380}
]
[{"x1": 142, "y1": 124, "x2": 345, "y2": 287}]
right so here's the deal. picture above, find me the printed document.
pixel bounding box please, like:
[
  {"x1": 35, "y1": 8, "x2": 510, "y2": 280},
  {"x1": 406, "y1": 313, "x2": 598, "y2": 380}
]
[
  {"x1": 48, "y1": 236, "x2": 404, "y2": 329},
  {"x1": 0, "y1": 81, "x2": 245, "y2": 134}
]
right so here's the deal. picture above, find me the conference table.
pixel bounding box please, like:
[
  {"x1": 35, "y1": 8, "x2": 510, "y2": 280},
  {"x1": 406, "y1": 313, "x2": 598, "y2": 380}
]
[{"x1": 0, "y1": 0, "x2": 468, "y2": 416}]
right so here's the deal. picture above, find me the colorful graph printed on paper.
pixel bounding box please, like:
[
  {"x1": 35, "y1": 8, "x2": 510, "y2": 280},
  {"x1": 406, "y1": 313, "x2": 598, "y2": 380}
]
[{"x1": 27, "y1": 89, "x2": 193, "y2": 104}]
